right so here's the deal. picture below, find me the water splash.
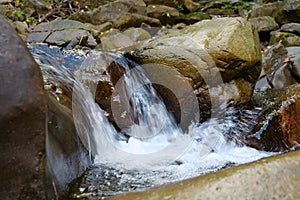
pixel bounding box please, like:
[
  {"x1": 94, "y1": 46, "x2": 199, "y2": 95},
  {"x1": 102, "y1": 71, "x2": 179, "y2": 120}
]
[{"x1": 29, "y1": 44, "x2": 274, "y2": 198}]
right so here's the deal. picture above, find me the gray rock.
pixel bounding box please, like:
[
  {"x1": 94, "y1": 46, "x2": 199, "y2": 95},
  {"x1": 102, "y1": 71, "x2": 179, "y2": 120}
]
[
  {"x1": 256, "y1": 43, "x2": 299, "y2": 89},
  {"x1": 280, "y1": 23, "x2": 300, "y2": 35},
  {"x1": 26, "y1": 19, "x2": 98, "y2": 47},
  {"x1": 287, "y1": 46, "x2": 300, "y2": 81},
  {"x1": 249, "y1": 16, "x2": 279, "y2": 32},
  {"x1": 45, "y1": 29, "x2": 97, "y2": 47}
]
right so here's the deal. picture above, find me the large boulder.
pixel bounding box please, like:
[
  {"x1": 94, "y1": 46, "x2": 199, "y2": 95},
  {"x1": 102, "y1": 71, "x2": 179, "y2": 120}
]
[
  {"x1": 113, "y1": 149, "x2": 300, "y2": 199},
  {"x1": 0, "y1": 15, "x2": 46, "y2": 199},
  {"x1": 126, "y1": 17, "x2": 262, "y2": 123}
]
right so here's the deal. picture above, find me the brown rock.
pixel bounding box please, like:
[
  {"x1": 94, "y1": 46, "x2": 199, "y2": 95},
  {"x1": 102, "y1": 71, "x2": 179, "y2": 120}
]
[
  {"x1": 248, "y1": 84, "x2": 300, "y2": 151},
  {"x1": 0, "y1": 15, "x2": 46, "y2": 199}
]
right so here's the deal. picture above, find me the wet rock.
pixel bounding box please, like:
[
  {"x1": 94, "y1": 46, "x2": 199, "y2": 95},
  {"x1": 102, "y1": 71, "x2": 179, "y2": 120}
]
[
  {"x1": 29, "y1": 43, "x2": 93, "y2": 198},
  {"x1": 113, "y1": 150, "x2": 300, "y2": 200},
  {"x1": 69, "y1": 0, "x2": 161, "y2": 29},
  {"x1": 127, "y1": 17, "x2": 262, "y2": 123},
  {"x1": 275, "y1": 0, "x2": 300, "y2": 25},
  {"x1": 0, "y1": 14, "x2": 46, "y2": 199},
  {"x1": 248, "y1": 84, "x2": 300, "y2": 151},
  {"x1": 146, "y1": 4, "x2": 179, "y2": 25},
  {"x1": 250, "y1": 2, "x2": 280, "y2": 18},
  {"x1": 46, "y1": 93, "x2": 91, "y2": 199},
  {"x1": 249, "y1": 16, "x2": 278, "y2": 32},
  {"x1": 270, "y1": 32, "x2": 300, "y2": 47},
  {"x1": 26, "y1": 19, "x2": 98, "y2": 48}
]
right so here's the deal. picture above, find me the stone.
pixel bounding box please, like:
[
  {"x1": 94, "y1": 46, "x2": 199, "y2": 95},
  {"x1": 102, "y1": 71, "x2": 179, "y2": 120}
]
[
  {"x1": 248, "y1": 16, "x2": 279, "y2": 32},
  {"x1": 126, "y1": 17, "x2": 262, "y2": 124},
  {"x1": 112, "y1": 150, "x2": 300, "y2": 200},
  {"x1": 46, "y1": 93, "x2": 91, "y2": 199},
  {"x1": 0, "y1": 14, "x2": 46, "y2": 199},
  {"x1": 100, "y1": 28, "x2": 151, "y2": 51},
  {"x1": 122, "y1": 27, "x2": 152, "y2": 43},
  {"x1": 146, "y1": 5, "x2": 179, "y2": 25},
  {"x1": 181, "y1": 0, "x2": 201, "y2": 12},
  {"x1": 256, "y1": 43, "x2": 298, "y2": 89},
  {"x1": 248, "y1": 84, "x2": 300, "y2": 151},
  {"x1": 287, "y1": 46, "x2": 300, "y2": 81},
  {"x1": 250, "y1": 2, "x2": 280, "y2": 18},
  {"x1": 270, "y1": 32, "x2": 300, "y2": 47},
  {"x1": 69, "y1": 0, "x2": 158, "y2": 29},
  {"x1": 177, "y1": 12, "x2": 210, "y2": 25},
  {"x1": 280, "y1": 23, "x2": 300, "y2": 35},
  {"x1": 26, "y1": 19, "x2": 98, "y2": 47},
  {"x1": 275, "y1": 0, "x2": 300, "y2": 25},
  {"x1": 143, "y1": 0, "x2": 178, "y2": 7}
]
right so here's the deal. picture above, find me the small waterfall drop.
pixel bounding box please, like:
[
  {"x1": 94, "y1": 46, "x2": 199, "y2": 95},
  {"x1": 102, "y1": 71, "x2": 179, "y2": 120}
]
[{"x1": 29, "y1": 44, "x2": 274, "y2": 197}]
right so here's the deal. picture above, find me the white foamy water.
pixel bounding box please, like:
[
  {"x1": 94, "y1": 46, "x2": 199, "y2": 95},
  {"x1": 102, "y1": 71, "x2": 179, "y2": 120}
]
[{"x1": 30, "y1": 44, "x2": 274, "y2": 195}]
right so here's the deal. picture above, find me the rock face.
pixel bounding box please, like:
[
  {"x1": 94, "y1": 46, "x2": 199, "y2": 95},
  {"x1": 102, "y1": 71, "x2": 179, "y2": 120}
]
[
  {"x1": 26, "y1": 19, "x2": 98, "y2": 48},
  {"x1": 127, "y1": 17, "x2": 262, "y2": 123},
  {"x1": 248, "y1": 84, "x2": 300, "y2": 151},
  {"x1": 0, "y1": 15, "x2": 46, "y2": 199},
  {"x1": 112, "y1": 149, "x2": 300, "y2": 200}
]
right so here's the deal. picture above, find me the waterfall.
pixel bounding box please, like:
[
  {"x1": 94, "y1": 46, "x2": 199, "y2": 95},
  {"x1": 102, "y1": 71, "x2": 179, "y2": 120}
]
[{"x1": 29, "y1": 44, "x2": 274, "y2": 195}]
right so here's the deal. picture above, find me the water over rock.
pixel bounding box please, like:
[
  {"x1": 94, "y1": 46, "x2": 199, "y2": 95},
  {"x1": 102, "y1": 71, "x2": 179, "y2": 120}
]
[
  {"x1": 0, "y1": 14, "x2": 46, "y2": 199},
  {"x1": 248, "y1": 84, "x2": 300, "y2": 151},
  {"x1": 126, "y1": 17, "x2": 262, "y2": 122}
]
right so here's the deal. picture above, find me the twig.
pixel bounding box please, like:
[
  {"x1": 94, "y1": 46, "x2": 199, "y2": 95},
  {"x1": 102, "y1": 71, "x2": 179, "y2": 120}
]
[{"x1": 52, "y1": 181, "x2": 59, "y2": 200}]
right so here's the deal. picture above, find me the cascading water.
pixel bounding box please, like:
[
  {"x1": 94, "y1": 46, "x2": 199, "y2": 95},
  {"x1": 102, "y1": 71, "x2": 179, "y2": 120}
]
[{"x1": 29, "y1": 44, "x2": 274, "y2": 198}]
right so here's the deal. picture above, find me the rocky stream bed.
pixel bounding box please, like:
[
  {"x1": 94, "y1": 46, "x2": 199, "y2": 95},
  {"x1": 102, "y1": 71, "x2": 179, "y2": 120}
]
[{"x1": 0, "y1": 0, "x2": 300, "y2": 199}]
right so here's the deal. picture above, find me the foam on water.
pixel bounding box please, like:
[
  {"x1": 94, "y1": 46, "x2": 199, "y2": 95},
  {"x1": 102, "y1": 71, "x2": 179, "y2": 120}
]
[{"x1": 29, "y1": 44, "x2": 274, "y2": 196}]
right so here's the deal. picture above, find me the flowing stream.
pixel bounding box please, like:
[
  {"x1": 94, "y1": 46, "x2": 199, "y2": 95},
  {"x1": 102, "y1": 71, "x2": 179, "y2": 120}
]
[{"x1": 29, "y1": 44, "x2": 274, "y2": 198}]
